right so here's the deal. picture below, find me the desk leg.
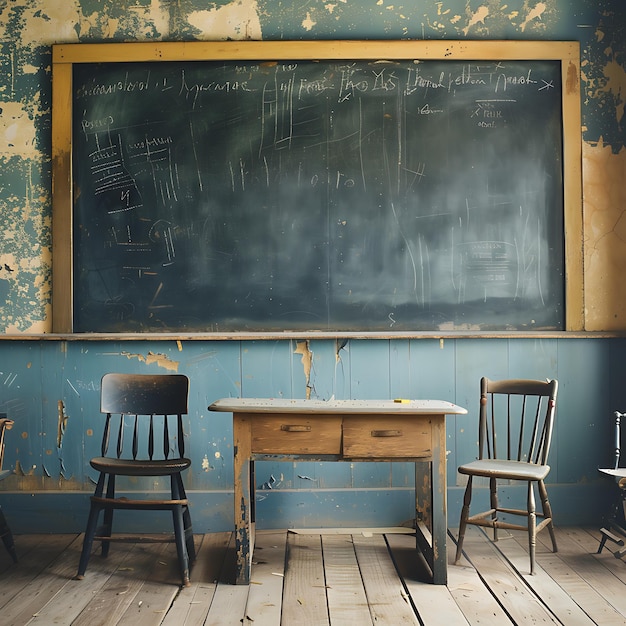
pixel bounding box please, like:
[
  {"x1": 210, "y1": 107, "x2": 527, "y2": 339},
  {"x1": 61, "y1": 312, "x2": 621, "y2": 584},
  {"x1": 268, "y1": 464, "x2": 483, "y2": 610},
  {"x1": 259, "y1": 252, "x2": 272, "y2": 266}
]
[
  {"x1": 414, "y1": 418, "x2": 447, "y2": 585},
  {"x1": 430, "y1": 418, "x2": 447, "y2": 585},
  {"x1": 233, "y1": 413, "x2": 253, "y2": 584}
]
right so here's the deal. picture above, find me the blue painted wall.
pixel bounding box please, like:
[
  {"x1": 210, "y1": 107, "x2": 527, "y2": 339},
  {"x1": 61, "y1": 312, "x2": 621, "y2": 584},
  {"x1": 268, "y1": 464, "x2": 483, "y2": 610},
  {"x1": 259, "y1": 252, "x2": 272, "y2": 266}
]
[
  {"x1": 0, "y1": 335, "x2": 624, "y2": 531},
  {"x1": 0, "y1": 1, "x2": 626, "y2": 532}
]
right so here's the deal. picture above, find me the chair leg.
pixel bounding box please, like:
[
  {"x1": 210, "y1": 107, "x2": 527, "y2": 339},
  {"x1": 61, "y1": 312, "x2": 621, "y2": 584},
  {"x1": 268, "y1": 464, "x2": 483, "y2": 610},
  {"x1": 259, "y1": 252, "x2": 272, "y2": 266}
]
[
  {"x1": 455, "y1": 476, "x2": 473, "y2": 564},
  {"x1": 76, "y1": 472, "x2": 106, "y2": 580},
  {"x1": 100, "y1": 474, "x2": 116, "y2": 558},
  {"x1": 527, "y1": 481, "x2": 537, "y2": 575},
  {"x1": 0, "y1": 505, "x2": 17, "y2": 563},
  {"x1": 171, "y1": 475, "x2": 191, "y2": 587},
  {"x1": 176, "y1": 475, "x2": 196, "y2": 564},
  {"x1": 76, "y1": 501, "x2": 103, "y2": 579},
  {"x1": 538, "y1": 479, "x2": 557, "y2": 553},
  {"x1": 490, "y1": 477, "x2": 499, "y2": 542}
]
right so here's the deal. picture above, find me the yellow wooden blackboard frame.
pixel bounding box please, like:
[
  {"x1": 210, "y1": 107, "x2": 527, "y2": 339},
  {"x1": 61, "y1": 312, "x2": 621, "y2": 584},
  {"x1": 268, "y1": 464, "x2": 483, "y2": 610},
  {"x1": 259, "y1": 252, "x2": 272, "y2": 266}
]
[{"x1": 51, "y1": 40, "x2": 582, "y2": 336}]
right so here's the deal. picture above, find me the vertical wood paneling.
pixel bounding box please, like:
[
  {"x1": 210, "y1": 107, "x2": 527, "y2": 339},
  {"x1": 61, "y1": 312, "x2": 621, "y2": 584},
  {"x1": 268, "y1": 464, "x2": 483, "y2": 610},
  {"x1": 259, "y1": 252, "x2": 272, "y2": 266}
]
[{"x1": 555, "y1": 339, "x2": 611, "y2": 483}]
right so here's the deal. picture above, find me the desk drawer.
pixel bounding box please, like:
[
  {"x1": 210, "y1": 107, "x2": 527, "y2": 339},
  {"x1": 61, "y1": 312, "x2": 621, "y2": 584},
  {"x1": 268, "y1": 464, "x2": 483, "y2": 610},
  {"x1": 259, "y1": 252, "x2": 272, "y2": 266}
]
[
  {"x1": 251, "y1": 416, "x2": 342, "y2": 454},
  {"x1": 342, "y1": 415, "x2": 432, "y2": 458}
]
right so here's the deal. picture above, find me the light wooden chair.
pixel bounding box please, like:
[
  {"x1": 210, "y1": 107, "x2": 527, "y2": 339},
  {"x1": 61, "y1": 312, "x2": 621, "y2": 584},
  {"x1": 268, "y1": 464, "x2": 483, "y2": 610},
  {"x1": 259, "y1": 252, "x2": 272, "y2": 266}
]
[
  {"x1": 0, "y1": 414, "x2": 16, "y2": 562},
  {"x1": 454, "y1": 377, "x2": 558, "y2": 574},
  {"x1": 75, "y1": 373, "x2": 195, "y2": 586},
  {"x1": 597, "y1": 410, "x2": 626, "y2": 558}
]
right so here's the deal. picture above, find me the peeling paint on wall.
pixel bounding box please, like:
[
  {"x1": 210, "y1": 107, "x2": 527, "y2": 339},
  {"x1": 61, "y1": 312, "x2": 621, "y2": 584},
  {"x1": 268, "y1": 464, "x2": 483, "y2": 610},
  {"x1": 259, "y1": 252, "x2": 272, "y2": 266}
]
[
  {"x1": 294, "y1": 340, "x2": 313, "y2": 399},
  {"x1": 185, "y1": 0, "x2": 262, "y2": 40},
  {"x1": 121, "y1": 350, "x2": 180, "y2": 371}
]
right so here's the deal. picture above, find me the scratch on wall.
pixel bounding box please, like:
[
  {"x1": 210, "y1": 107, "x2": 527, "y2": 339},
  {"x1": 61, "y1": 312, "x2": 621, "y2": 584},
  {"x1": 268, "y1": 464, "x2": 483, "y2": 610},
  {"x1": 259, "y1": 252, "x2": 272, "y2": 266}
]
[
  {"x1": 294, "y1": 340, "x2": 313, "y2": 399},
  {"x1": 186, "y1": 0, "x2": 262, "y2": 40},
  {"x1": 121, "y1": 350, "x2": 180, "y2": 371}
]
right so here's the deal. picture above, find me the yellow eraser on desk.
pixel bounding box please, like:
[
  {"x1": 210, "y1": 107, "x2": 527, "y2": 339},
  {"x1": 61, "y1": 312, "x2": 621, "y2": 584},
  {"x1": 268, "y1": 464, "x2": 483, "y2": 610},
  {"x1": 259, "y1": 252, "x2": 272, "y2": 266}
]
[{"x1": 394, "y1": 398, "x2": 410, "y2": 403}]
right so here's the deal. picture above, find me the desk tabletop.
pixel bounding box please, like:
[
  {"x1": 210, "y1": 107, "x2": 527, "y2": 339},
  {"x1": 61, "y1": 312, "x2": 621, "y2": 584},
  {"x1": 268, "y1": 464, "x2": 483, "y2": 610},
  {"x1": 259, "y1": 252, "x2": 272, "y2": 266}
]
[{"x1": 209, "y1": 397, "x2": 467, "y2": 415}]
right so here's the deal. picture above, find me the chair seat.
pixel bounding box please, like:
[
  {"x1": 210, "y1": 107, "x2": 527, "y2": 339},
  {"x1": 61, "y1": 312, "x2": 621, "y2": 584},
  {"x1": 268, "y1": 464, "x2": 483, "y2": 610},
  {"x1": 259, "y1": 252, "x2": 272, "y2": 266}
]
[
  {"x1": 90, "y1": 456, "x2": 191, "y2": 476},
  {"x1": 599, "y1": 467, "x2": 626, "y2": 479},
  {"x1": 458, "y1": 458, "x2": 550, "y2": 481}
]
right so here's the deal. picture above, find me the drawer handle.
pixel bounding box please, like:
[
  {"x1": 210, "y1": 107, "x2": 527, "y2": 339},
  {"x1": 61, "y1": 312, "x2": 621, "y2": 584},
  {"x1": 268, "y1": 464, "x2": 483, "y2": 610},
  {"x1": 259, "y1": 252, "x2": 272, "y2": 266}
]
[
  {"x1": 371, "y1": 429, "x2": 403, "y2": 437},
  {"x1": 281, "y1": 424, "x2": 311, "y2": 432}
]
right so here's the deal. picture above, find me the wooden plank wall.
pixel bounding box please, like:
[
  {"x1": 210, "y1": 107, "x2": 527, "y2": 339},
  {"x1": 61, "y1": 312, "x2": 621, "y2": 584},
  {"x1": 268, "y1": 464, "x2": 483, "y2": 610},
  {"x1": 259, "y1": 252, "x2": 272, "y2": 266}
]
[{"x1": 0, "y1": 336, "x2": 622, "y2": 532}]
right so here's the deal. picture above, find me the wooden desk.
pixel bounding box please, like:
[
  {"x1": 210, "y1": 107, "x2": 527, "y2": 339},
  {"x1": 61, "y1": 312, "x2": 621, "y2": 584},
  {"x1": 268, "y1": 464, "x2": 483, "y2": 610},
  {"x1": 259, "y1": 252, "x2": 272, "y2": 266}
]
[{"x1": 208, "y1": 398, "x2": 467, "y2": 585}]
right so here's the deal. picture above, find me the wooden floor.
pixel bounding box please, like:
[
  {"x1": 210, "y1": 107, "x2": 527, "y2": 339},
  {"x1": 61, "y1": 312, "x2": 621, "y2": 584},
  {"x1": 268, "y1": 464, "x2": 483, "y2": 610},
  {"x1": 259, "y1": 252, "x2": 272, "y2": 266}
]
[{"x1": 0, "y1": 525, "x2": 625, "y2": 625}]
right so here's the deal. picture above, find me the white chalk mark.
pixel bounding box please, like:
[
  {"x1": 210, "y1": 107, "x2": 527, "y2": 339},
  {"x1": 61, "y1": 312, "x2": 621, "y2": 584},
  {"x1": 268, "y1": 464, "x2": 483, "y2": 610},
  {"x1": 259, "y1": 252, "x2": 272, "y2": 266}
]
[
  {"x1": 189, "y1": 121, "x2": 203, "y2": 191},
  {"x1": 66, "y1": 379, "x2": 80, "y2": 396},
  {"x1": 537, "y1": 217, "x2": 545, "y2": 305},
  {"x1": 359, "y1": 99, "x2": 366, "y2": 191},
  {"x1": 229, "y1": 161, "x2": 235, "y2": 191},
  {"x1": 390, "y1": 202, "x2": 418, "y2": 297}
]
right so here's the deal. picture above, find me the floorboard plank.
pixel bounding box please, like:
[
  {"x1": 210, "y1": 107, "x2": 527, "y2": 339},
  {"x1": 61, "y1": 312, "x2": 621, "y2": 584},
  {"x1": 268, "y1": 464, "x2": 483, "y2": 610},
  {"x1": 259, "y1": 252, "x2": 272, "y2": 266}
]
[
  {"x1": 281, "y1": 532, "x2": 329, "y2": 625},
  {"x1": 445, "y1": 530, "x2": 513, "y2": 626},
  {"x1": 161, "y1": 532, "x2": 231, "y2": 626},
  {"x1": 386, "y1": 532, "x2": 470, "y2": 625},
  {"x1": 74, "y1": 540, "x2": 194, "y2": 626},
  {"x1": 524, "y1": 527, "x2": 626, "y2": 624},
  {"x1": 491, "y1": 529, "x2": 595, "y2": 626},
  {"x1": 459, "y1": 526, "x2": 560, "y2": 625},
  {"x1": 23, "y1": 541, "x2": 143, "y2": 626},
  {"x1": 0, "y1": 533, "x2": 46, "y2": 574},
  {"x1": 0, "y1": 534, "x2": 78, "y2": 610},
  {"x1": 1, "y1": 534, "x2": 89, "y2": 626},
  {"x1": 204, "y1": 532, "x2": 250, "y2": 626},
  {"x1": 113, "y1": 542, "x2": 183, "y2": 626},
  {"x1": 322, "y1": 534, "x2": 373, "y2": 625},
  {"x1": 0, "y1": 530, "x2": 624, "y2": 625},
  {"x1": 352, "y1": 533, "x2": 419, "y2": 625},
  {"x1": 241, "y1": 530, "x2": 287, "y2": 626}
]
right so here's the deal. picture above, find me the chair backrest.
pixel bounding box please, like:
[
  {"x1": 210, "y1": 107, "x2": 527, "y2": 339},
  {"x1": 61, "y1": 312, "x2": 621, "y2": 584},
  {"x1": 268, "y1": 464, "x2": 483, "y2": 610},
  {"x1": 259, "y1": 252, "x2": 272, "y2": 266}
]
[
  {"x1": 99, "y1": 373, "x2": 189, "y2": 461},
  {"x1": 0, "y1": 414, "x2": 13, "y2": 473},
  {"x1": 478, "y1": 377, "x2": 558, "y2": 465},
  {"x1": 609, "y1": 411, "x2": 626, "y2": 471}
]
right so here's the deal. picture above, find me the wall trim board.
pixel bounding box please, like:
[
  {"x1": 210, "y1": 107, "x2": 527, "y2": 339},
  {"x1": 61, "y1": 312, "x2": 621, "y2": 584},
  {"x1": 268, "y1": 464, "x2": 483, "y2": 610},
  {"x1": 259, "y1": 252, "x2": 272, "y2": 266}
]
[
  {"x1": 52, "y1": 40, "x2": 582, "y2": 336},
  {"x1": 0, "y1": 331, "x2": 622, "y2": 341}
]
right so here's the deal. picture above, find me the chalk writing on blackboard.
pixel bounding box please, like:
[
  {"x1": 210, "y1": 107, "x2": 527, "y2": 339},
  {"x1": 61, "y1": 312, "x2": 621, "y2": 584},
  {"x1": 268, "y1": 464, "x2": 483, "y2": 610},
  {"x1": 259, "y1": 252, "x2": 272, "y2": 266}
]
[{"x1": 72, "y1": 59, "x2": 564, "y2": 332}]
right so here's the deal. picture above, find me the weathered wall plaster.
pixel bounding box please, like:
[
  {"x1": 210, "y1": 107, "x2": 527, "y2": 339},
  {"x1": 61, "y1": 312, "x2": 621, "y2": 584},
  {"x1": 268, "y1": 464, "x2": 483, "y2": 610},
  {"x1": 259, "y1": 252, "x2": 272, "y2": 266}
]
[
  {"x1": 185, "y1": 0, "x2": 262, "y2": 40},
  {"x1": 583, "y1": 140, "x2": 626, "y2": 330},
  {"x1": 0, "y1": 0, "x2": 625, "y2": 335}
]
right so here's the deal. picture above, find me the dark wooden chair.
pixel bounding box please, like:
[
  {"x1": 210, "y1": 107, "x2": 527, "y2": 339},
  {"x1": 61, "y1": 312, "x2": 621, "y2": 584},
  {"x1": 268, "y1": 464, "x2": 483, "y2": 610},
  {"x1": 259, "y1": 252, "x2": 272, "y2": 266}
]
[
  {"x1": 597, "y1": 410, "x2": 626, "y2": 558},
  {"x1": 75, "y1": 373, "x2": 195, "y2": 586},
  {"x1": 0, "y1": 414, "x2": 16, "y2": 562},
  {"x1": 454, "y1": 377, "x2": 559, "y2": 574}
]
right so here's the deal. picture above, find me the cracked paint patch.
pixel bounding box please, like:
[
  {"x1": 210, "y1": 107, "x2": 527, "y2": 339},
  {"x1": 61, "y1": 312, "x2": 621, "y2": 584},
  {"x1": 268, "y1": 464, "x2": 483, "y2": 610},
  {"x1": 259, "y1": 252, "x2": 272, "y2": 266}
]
[
  {"x1": 0, "y1": 156, "x2": 51, "y2": 332},
  {"x1": 302, "y1": 12, "x2": 316, "y2": 31},
  {"x1": 186, "y1": 0, "x2": 262, "y2": 40},
  {"x1": 78, "y1": 0, "x2": 168, "y2": 40},
  {"x1": 0, "y1": 1, "x2": 81, "y2": 45}
]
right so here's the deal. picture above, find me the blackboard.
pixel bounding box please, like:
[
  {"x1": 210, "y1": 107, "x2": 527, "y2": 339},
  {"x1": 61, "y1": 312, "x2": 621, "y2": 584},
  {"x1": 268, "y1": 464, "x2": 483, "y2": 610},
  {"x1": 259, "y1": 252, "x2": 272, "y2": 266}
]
[{"x1": 62, "y1": 44, "x2": 576, "y2": 333}]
